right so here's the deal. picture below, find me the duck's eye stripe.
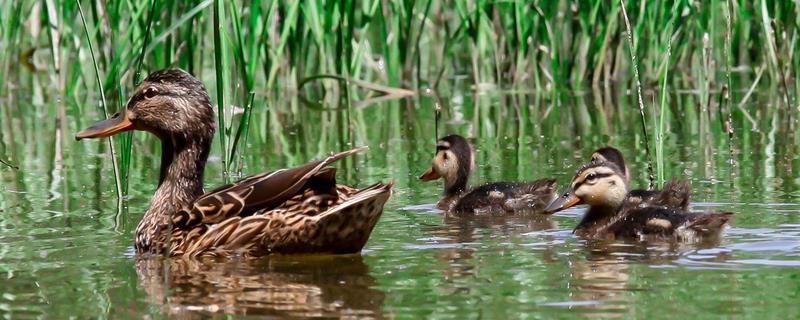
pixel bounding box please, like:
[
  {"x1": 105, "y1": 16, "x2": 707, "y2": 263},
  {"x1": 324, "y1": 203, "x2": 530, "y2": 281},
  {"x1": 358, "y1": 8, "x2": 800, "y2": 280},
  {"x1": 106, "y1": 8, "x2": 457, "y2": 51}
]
[
  {"x1": 573, "y1": 172, "x2": 614, "y2": 189},
  {"x1": 436, "y1": 146, "x2": 449, "y2": 151},
  {"x1": 127, "y1": 93, "x2": 145, "y2": 108},
  {"x1": 127, "y1": 91, "x2": 181, "y2": 108},
  {"x1": 593, "y1": 173, "x2": 613, "y2": 179}
]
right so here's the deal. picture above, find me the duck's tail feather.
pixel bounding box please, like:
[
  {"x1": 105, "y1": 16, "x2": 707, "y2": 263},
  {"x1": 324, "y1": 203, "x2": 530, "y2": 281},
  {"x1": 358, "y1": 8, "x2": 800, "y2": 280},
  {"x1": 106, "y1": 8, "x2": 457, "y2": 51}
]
[
  {"x1": 686, "y1": 212, "x2": 733, "y2": 235},
  {"x1": 306, "y1": 182, "x2": 393, "y2": 253}
]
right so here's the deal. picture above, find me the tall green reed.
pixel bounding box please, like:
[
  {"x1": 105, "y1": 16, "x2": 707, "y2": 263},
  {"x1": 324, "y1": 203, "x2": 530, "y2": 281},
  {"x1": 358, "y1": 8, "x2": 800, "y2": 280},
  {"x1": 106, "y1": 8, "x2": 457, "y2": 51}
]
[
  {"x1": 3, "y1": 0, "x2": 800, "y2": 194},
  {"x1": 619, "y1": 0, "x2": 655, "y2": 188},
  {"x1": 77, "y1": 0, "x2": 122, "y2": 202}
]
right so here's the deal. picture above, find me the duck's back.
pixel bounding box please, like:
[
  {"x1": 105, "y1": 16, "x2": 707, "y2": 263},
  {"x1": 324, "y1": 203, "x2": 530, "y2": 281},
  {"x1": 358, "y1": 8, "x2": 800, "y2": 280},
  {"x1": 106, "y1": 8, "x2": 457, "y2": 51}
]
[
  {"x1": 626, "y1": 180, "x2": 691, "y2": 211},
  {"x1": 607, "y1": 206, "x2": 731, "y2": 241},
  {"x1": 451, "y1": 179, "x2": 557, "y2": 215}
]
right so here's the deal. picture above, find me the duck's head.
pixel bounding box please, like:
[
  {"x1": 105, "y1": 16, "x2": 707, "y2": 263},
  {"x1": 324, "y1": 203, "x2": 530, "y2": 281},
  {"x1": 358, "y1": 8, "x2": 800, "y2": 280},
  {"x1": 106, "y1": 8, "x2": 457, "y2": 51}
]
[
  {"x1": 75, "y1": 69, "x2": 215, "y2": 142},
  {"x1": 590, "y1": 147, "x2": 630, "y2": 184},
  {"x1": 418, "y1": 134, "x2": 474, "y2": 194},
  {"x1": 543, "y1": 161, "x2": 628, "y2": 214}
]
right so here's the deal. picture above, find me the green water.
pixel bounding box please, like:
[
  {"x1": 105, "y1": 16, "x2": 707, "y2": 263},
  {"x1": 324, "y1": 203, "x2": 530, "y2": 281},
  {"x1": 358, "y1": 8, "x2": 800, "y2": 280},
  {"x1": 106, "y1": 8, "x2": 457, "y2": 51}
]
[{"x1": 2, "y1": 88, "x2": 800, "y2": 319}]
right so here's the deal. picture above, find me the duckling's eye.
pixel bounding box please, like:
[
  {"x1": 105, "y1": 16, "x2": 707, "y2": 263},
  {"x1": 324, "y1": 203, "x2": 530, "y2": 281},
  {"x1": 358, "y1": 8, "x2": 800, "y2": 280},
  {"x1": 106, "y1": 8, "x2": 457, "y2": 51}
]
[
  {"x1": 144, "y1": 87, "x2": 158, "y2": 99},
  {"x1": 586, "y1": 173, "x2": 597, "y2": 182}
]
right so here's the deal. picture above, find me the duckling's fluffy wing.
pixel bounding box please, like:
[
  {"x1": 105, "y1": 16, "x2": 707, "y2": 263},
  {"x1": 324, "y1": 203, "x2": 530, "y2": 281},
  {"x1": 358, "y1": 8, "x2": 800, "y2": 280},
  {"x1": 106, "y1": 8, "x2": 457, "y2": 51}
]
[
  {"x1": 609, "y1": 206, "x2": 731, "y2": 240},
  {"x1": 626, "y1": 180, "x2": 691, "y2": 211},
  {"x1": 452, "y1": 179, "x2": 557, "y2": 214},
  {"x1": 172, "y1": 147, "x2": 368, "y2": 229}
]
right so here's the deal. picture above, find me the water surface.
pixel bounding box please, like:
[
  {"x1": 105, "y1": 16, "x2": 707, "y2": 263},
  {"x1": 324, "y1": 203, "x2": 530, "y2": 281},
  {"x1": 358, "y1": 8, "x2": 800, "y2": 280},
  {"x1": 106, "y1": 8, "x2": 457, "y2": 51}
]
[{"x1": 2, "y1": 90, "x2": 800, "y2": 318}]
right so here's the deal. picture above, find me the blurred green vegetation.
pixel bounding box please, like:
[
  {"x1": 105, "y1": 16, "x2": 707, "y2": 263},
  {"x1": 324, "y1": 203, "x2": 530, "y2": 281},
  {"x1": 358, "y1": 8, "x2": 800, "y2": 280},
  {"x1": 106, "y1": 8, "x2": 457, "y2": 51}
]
[{"x1": 1, "y1": 0, "x2": 799, "y2": 192}]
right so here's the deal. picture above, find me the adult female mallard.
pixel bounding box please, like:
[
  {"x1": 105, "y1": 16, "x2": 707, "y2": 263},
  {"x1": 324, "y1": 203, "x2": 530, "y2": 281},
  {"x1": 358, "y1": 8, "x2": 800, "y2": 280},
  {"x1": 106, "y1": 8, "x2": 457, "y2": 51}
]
[
  {"x1": 591, "y1": 146, "x2": 690, "y2": 210},
  {"x1": 76, "y1": 69, "x2": 392, "y2": 257},
  {"x1": 543, "y1": 160, "x2": 731, "y2": 241},
  {"x1": 418, "y1": 134, "x2": 557, "y2": 215}
]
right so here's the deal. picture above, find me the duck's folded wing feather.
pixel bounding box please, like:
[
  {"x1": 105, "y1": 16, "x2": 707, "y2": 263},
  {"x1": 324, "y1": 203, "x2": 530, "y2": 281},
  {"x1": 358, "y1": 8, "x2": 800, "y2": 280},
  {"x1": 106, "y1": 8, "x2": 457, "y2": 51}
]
[{"x1": 172, "y1": 146, "x2": 368, "y2": 228}]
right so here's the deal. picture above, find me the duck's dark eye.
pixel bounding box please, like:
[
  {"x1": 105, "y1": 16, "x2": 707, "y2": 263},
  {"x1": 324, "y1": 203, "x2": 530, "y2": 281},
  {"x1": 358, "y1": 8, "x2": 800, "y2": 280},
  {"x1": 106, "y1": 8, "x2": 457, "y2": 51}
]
[
  {"x1": 441, "y1": 152, "x2": 448, "y2": 160},
  {"x1": 144, "y1": 87, "x2": 158, "y2": 98},
  {"x1": 586, "y1": 173, "x2": 597, "y2": 182}
]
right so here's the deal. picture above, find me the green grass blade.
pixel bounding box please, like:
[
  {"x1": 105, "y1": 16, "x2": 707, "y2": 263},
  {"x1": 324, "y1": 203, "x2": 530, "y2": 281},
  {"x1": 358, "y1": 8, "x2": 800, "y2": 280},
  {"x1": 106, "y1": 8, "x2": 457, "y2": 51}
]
[
  {"x1": 77, "y1": 0, "x2": 123, "y2": 202},
  {"x1": 229, "y1": 92, "x2": 255, "y2": 172},
  {"x1": 213, "y1": 0, "x2": 229, "y2": 173}
]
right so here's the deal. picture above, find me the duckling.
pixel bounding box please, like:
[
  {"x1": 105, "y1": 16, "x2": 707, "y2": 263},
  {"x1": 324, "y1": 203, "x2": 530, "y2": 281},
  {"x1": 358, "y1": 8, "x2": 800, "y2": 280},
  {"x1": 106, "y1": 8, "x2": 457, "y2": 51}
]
[
  {"x1": 543, "y1": 161, "x2": 731, "y2": 241},
  {"x1": 419, "y1": 134, "x2": 557, "y2": 215},
  {"x1": 591, "y1": 147, "x2": 690, "y2": 210}
]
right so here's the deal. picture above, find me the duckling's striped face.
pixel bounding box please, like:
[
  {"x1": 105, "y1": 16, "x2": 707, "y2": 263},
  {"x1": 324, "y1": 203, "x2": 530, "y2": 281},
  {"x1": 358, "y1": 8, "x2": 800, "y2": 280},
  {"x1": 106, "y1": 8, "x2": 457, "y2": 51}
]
[
  {"x1": 419, "y1": 140, "x2": 460, "y2": 183},
  {"x1": 419, "y1": 135, "x2": 474, "y2": 192},
  {"x1": 590, "y1": 147, "x2": 630, "y2": 184},
  {"x1": 571, "y1": 165, "x2": 627, "y2": 206},
  {"x1": 544, "y1": 162, "x2": 628, "y2": 213}
]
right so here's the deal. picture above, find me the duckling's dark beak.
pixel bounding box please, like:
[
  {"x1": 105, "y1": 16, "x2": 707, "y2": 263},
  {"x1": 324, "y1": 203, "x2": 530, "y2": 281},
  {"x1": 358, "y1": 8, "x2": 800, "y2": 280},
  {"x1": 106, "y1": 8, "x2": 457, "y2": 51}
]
[
  {"x1": 543, "y1": 188, "x2": 582, "y2": 214},
  {"x1": 75, "y1": 112, "x2": 134, "y2": 141},
  {"x1": 418, "y1": 166, "x2": 441, "y2": 181}
]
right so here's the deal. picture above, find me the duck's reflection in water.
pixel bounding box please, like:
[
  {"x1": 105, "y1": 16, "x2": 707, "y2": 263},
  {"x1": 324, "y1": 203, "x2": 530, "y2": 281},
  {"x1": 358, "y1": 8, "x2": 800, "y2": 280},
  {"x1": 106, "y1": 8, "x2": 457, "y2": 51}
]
[
  {"x1": 425, "y1": 214, "x2": 557, "y2": 282},
  {"x1": 564, "y1": 238, "x2": 730, "y2": 318},
  {"x1": 135, "y1": 254, "x2": 385, "y2": 318}
]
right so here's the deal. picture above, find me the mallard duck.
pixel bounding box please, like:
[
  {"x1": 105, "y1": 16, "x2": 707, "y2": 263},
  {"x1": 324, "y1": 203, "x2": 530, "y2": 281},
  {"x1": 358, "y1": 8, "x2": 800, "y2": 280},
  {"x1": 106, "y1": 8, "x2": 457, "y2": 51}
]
[
  {"x1": 543, "y1": 161, "x2": 731, "y2": 241},
  {"x1": 75, "y1": 69, "x2": 393, "y2": 257},
  {"x1": 418, "y1": 134, "x2": 557, "y2": 214},
  {"x1": 591, "y1": 146, "x2": 690, "y2": 210}
]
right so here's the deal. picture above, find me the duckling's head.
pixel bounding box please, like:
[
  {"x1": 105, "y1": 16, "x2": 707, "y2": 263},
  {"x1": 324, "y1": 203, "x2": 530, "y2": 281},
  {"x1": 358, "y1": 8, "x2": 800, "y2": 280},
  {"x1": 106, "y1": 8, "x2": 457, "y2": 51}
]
[
  {"x1": 418, "y1": 134, "x2": 474, "y2": 195},
  {"x1": 76, "y1": 69, "x2": 215, "y2": 142},
  {"x1": 543, "y1": 162, "x2": 628, "y2": 214},
  {"x1": 591, "y1": 147, "x2": 630, "y2": 185}
]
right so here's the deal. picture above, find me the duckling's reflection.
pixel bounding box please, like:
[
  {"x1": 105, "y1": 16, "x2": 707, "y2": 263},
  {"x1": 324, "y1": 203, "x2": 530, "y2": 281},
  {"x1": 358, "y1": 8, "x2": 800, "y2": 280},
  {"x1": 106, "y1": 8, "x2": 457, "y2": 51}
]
[
  {"x1": 564, "y1": 238, "x2": 730, "y2": 318},
  {"x1": 424, "y1": 213, "x2": 557, "y2": 283},
  {"x1": 135, "y1": 254, "x2": 385, "y2": 318}
]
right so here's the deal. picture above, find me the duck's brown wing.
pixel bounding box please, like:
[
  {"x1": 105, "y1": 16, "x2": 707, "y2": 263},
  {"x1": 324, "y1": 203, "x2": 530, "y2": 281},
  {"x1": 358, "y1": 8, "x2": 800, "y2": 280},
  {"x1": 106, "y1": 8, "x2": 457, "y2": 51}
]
[
  {"x1": 177, "y1": 182, "x2": 393, "y2": 257},
  {"x1": 172, "y1": 146, "x2": 368, "y2": 229}
]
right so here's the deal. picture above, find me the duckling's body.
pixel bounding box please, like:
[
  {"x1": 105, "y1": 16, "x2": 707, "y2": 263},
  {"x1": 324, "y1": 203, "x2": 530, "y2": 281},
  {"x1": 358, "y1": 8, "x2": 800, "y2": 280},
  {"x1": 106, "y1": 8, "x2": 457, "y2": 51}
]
[
  {"x1": 447, "y1": 180, "x2": 559, "y2": 214},
  {"x1": 419, "y1": 135, "x2": 557, "y2": 215},
  {"x1": 591, "y1": 147, "x2": 690, "y2": 211},
  {"x1": 544, "y1": 161, "x2": 730, "y2": 241},
  {"x1": 573, "y1": 201, "x2": 731, "y2": 241},
  {"x1": 76, "y1": 69, "x2": 392, "y2": 257}
]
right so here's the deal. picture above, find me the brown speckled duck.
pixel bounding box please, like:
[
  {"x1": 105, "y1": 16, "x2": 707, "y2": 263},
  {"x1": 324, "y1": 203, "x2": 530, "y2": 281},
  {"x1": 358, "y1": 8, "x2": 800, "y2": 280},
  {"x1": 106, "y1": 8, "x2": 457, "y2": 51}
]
[
  {"x1": 75, "y1": 69, "x2": 392, "y2": 257},
  {"x1": 543, "y1": 160, "x2": 731, "y2": 241},
  {"x1": 418, "y1": 134, "x2": 557, "y2": 215},
  {"x1": 591, "y1": 147, "x2": 690, "y2": 210}
]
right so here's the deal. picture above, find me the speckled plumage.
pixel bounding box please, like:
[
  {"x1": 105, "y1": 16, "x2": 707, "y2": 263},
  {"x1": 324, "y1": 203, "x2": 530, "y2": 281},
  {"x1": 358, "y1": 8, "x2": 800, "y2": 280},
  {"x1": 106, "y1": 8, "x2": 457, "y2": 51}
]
[
  {"x1": 544, "y1": 161, "x2": 731, "y2": 241},
  {"x1": 76, "y1": 69, "x2": 392, "y2": 257},
  {"x1": 591, "y1": 146, "x2": 691, "y2": 210},
  {"x1": 419, "y1": 134, "x2": 557, "y2": 215}
]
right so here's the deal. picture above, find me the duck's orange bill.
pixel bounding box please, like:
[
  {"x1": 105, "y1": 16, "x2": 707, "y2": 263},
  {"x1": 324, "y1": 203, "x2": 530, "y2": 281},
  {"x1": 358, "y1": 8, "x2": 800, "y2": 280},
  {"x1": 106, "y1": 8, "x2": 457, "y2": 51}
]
[
  {"x1": 418, "y1": 166, "x2": 441, "y2": 181},
  {"x1": 543, "y1": 190, "x2": 581, "y2": 214},
  {"x1": 75, "y1": 112, "x2": 133, "y2": 140}
]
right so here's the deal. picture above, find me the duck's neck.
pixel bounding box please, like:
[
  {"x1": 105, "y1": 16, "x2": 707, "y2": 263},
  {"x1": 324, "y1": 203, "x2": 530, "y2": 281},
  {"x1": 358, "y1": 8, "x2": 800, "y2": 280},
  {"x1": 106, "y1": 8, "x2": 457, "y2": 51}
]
[
  {"x1": 444, "y1": 174, "x2": 469, "y2": 198},
  {"x1": 575, "y1": 204, "x2": 623, "y2": 236},
  {"x1": 135, "y1": 133, "x2": 211, "y2": 254},
  {"x1": 157, "y1": 134, "x2": 209, "y2": 197}
]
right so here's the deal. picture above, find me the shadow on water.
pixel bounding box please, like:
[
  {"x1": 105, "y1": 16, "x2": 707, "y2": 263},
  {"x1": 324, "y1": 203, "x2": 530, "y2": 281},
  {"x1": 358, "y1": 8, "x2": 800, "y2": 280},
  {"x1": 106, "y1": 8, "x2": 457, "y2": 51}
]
[{"x1": 132, "y1": 254, "x2": 385, "y2": 318}]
